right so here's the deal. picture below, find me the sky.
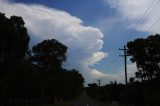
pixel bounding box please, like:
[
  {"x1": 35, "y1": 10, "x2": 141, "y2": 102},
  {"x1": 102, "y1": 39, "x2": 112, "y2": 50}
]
[{"x1": 0, "y1": 0, "x2": 160, "y2": 85}]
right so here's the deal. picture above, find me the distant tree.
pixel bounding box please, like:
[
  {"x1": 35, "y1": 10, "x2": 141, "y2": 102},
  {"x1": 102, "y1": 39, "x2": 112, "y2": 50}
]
[
  {"x1": 127, "y1": 34, "x2": 160, "y2": 81},
  {"x1": 87, "y1": 83, "x2": 99, "y2": 97},
  {"x1": 55, "y1": 69, "x2": 84, "y2": 100},
  {"x1": 69, "y1": 69, "x2": 84, "y2": 96}
]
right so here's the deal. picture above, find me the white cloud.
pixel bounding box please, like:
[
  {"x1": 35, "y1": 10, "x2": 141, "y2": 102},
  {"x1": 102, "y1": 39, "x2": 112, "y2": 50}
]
[
  {"x1": 105, "y1": 0, "x2": 160, "y2": 34},
  {"x1": 89, "y1": 63, "x2": 137, "y2": 85},
  {"x1": 0, "y1": 0, "x2": 140, "y2": 85},
  {"x1": 0, "y1": 0, "x2": 108, "y2": 84},
  {"x1": 88, "y1": 52, "x2": 108, "y2": 65},
  {"x1": 94, "y1": 17, "x2": 122, "y2": 33},
  {"x1": 106, "y1": 0, "x2": 150, "y2": 19}
]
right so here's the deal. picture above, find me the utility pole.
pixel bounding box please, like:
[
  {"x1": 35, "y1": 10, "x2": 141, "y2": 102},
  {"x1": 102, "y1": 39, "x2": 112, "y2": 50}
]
[
  {"x1": 119, "y1": 45, "x2": 129, "y2": 86},
  {"x1": 97, "y1": 79, "x2": 101, "y2": 87},
  {"x1": 119, "y1": 45, "x2": 129, "y2": 106}
]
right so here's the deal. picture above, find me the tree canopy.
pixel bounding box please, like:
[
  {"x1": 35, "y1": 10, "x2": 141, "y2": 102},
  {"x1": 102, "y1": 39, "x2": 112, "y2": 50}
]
[
  {"x1": 127, "y1": 34, "x2": 160, "y2": 81},
  {"x1": 32, "y1": 39, "x2": 67, "y2": 70},
  {"x1": 0, "y1": 12, "x2": 84, "y2": 104},
  {"x1": 0, "y1": 13, "x2": 30, "y2": 63}
]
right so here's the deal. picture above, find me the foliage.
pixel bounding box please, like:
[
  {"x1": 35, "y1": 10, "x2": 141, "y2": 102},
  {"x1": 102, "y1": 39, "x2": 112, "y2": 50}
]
[
  {"x1": 87, "y1": 82, "x2": 126, "y2": 104},
  {"x1": 32, "y1": 39, "x2": 67, "y2": 70},
  {"x1": 87, "y1": 34, "x2": 160, "y2": 106},
  {"x1": 0, "y1": 13, "x2": 42, "y2": 100},
  {"x1": 0, "y1": 12, "x2": 84, "y2": 105},
  {"x1": 0, "y1": 13, "x2": 30, "y2": 63},
  {"x1": 127, "y1": 34, "x2": 160, "y2": 81},
  {"x1": 32, "y1": 39, "x2": 84, "y2": 101}
]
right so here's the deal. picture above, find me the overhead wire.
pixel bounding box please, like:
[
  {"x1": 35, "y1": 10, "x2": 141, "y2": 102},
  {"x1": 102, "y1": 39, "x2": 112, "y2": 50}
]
[
  {"x1": 124, "y1": 0, "x2": 160, "y2": 44},
  {"x1": 105, "y1": 0, "x2": 160, "y2": 80},
  {"x1": 134, "y1": 0, "x2": 160, "y2": 32},
  {"x1": 128, "y1": 0, "x2": 157, "y2": 36},
  {"x1": 117, "y1": 0, "x2": 160, "y2": 79},
  {"x1": 133, "y1": 0, "x2": 160, "y2": 38},
  {"x1": 143, "y1": 13, "x2": 160, "y2": 32},
  {"x1": 107, "y1": 0, "x2": 156, "y2": 75}
]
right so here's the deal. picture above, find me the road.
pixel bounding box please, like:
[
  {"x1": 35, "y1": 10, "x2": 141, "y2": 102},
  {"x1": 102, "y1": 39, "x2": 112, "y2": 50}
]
[{"x1": 73, "y1": 92, "x2": 107, "y2": 106}]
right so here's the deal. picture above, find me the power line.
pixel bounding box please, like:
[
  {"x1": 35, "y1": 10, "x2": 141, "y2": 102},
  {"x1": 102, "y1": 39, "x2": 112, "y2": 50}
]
[
  {"x1": 107, "y1": 1, "x2": 160, "y2": 80},
  {"x1": 124, "y1": 0, "x2": 160, "y2": 44},
  {"x1": 145, "y1": 15, "x2": 160, "y2": 31},
  {"x1": 112, "y1": 1, "x2": 160, "y2": 84},
  {"x1": 133, "y1": 7, "x2": 160, "y2": 38},
  {"x1": 131, "y1": 0, "x2": 157, "y2": 33},
  {"x1": 135, "y1": 0, "x2": 160, "y2": 32}
]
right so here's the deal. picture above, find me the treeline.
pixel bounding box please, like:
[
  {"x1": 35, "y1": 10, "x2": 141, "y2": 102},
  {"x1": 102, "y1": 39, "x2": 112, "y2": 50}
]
[
  {"x1": 0, "y1": 13, "x2": 84, "y2": 104},
  {"x1": 87, "y1": 34, "x2": 160, "y2": 106},
  {"x1": 87, "y1": 82, "x2": 126, "y2": 105}
]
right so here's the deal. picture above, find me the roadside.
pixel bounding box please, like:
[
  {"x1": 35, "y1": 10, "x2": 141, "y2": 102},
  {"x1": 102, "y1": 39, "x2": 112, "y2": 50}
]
[{"x1": 43, "y1": 92, "x2": 118, "y2": 106}]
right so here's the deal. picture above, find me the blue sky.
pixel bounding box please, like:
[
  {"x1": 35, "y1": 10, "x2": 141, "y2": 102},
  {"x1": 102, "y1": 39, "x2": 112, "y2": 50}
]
[{"x1": 1, "y1": 0, "x2": 159, "y2": 84}]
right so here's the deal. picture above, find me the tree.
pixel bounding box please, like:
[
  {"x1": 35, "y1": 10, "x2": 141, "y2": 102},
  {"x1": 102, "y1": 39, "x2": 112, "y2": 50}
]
[
  {"x1": 32, "y1": 39, "x2": 67, "y2": 71},
  {"x1": 54, "y1": 69, "x2": 84, "y2": 100},
  {"x1": 129, "y1": 77, "x2": 135, "y2": 83},
  {"x1": 0, "y1": 12, "x2": 85, "y2": 104},
  {"x1": 0, "y1": 13, "x2": 39, "y2": 100},
  {"x1": 69, "y1": 69, "x2": 84, "y2": 96},
  {"x1": 32, "y1": 39, "x2": 68, "y2": 100},
  {"x1": 0, "y1": 12, "x2": 30, "y2": 82},
  {"x1": 0, "y1": 13, "x2": 30, "y2": 63},
  {"x1": 127, "y1": 34, "x2": 160, "y2": 81}
]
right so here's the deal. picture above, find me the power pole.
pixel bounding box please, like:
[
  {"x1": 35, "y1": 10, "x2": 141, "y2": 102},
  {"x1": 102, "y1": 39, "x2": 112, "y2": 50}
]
[
  {"x1": 98, "y1": 79, "x2": 101, "y2": 87},
  {"x1": 119, "y1": 45, "x2": 129, "y2": 106},
  {"x1": 119, "y1": 45, "x2": 129, "y2": 86}
]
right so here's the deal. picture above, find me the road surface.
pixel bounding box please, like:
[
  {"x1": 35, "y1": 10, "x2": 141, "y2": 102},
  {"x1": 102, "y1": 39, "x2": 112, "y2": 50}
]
[{"x1": 73, "y1": 92, "x2": 107, "y2": 106}]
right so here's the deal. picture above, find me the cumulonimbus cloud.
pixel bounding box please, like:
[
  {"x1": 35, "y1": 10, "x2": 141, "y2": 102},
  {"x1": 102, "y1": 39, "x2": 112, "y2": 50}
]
[{"x1": 0, "y1": 0, "x2": 108, "y2": 84}]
